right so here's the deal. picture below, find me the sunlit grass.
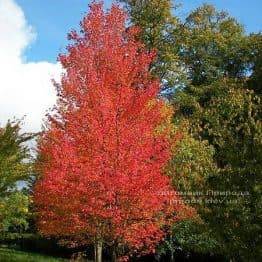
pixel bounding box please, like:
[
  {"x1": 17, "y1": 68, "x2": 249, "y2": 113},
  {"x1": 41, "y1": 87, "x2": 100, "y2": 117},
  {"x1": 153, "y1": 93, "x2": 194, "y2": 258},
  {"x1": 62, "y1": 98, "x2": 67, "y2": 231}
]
[{"x1": 0, "y1": 247, "x2": 66, "y2": 262}]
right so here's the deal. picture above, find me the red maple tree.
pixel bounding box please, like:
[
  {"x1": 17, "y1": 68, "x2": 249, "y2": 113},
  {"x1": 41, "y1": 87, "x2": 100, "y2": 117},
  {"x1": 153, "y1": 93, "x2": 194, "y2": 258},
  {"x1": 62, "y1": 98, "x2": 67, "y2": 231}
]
[{"x1": 34, "y1": 2, "x2": 187, "y2": 261}]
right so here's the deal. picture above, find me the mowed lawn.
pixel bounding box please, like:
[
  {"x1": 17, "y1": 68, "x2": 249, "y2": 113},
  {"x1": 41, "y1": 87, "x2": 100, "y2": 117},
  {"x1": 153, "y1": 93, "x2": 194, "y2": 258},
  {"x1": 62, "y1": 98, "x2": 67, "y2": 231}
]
[{"x1": 0, "y1": 247, "x2": 67, "y2": 262}]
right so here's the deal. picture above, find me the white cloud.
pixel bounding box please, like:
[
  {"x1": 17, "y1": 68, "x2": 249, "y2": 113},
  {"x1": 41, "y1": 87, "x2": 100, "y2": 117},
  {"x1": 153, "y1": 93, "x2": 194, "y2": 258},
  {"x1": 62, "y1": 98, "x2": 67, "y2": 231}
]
[{"x1": 0, "y1": 0, "x2": 61, "y2": 132}]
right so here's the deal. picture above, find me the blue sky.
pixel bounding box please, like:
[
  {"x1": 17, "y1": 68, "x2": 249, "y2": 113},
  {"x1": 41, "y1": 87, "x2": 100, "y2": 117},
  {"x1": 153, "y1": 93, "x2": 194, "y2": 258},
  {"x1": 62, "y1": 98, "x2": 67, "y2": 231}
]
[{"x1": 17, "y1": 0, "x2": 262, "y2": 63}]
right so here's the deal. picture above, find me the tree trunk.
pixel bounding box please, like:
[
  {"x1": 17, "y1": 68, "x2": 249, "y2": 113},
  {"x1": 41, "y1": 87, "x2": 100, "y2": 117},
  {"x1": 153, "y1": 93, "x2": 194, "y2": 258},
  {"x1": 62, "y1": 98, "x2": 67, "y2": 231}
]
[
  {"x1": 94, "y1": 240, "x2": 102, "y2": 262},
  {"x1": 170, "y1": 251, "x2": 175, "y2": 262},
  {"x1": 112, "y1": 244, "x2": 117, "y2": 262}
]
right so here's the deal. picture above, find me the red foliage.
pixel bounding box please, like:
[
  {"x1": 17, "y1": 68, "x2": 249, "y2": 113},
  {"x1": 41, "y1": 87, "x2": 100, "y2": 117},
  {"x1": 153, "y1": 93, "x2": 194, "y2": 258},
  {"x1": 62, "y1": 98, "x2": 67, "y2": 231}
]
[{"x1": 34, "y1": 2, "x2": 187, "y2": 257}]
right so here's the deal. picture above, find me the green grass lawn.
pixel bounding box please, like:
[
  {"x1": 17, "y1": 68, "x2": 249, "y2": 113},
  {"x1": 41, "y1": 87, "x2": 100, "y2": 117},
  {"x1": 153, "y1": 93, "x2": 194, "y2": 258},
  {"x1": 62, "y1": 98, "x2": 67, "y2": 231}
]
[{"x1": 0, "y1": 247, "x2": 67, "y2": 262}]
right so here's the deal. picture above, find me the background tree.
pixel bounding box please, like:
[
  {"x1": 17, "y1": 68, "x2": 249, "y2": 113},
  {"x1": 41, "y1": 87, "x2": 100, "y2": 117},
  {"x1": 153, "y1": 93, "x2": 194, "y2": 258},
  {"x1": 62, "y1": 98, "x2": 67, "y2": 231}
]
[
  {"x1": 0, "y1": 120, "x2": 33, "y2": 237},
  {"x1": 159, "y1": 123, "x2": 219, "y2": 260},
  {"x1": 178, "y1": 4, "x2": 250, "y2": 86},
  {"x1": 34, "y1": 3, "x2": 191, "y2": 262},
  {"x1": 197, "y1": 80, "x2": 261, "y2": 260},
  {"x1": 122, "y1": 1, "x2": 261, "y2": 260},
  {"x1": 173, "y1": 7, "x2": 262, "y2": 259},
  {"x1": 119, "y1": 0, "x2": 186, "y2": 93},
  {"x1": 0, "y1": 192, "x2": 30, "y2": 236},
  {"x1": 172, "y1": 7, "x2": 261, "y2": 259}
]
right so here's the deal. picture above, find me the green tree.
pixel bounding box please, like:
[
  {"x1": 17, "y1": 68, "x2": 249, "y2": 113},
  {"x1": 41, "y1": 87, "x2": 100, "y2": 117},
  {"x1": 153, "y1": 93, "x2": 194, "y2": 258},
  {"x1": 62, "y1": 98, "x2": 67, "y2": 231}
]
[
  {"x1": 161, "y1": 123, "x2": 220, "y2": 260},
  {"x1": 122, "y1": 1, "x2": 262, "y2": 260},
  {"x1": 0, "y1": 120, "x2": 33, "y2": 196},
  {"x1": 179, "y1": 4, "x2": 250, "y2": 86},
  {"x1": 174, "y1": 78, "x2": 261, "y2": 260},
  {"x1": 0, "y1": 192, "x2": 30, "y2": 234},
  {"x1": 172, "y1": 10, "x2": 261, "y2": 259},
  {"x1": 0, "y1": 120, "x2": 34, "y2": 236},
  {"x1": 199, "y1": 81, "x2": 261, "y2": 260},
  {"x1": 119, "y1": 0, "x2": 185, "y2": 92}
]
